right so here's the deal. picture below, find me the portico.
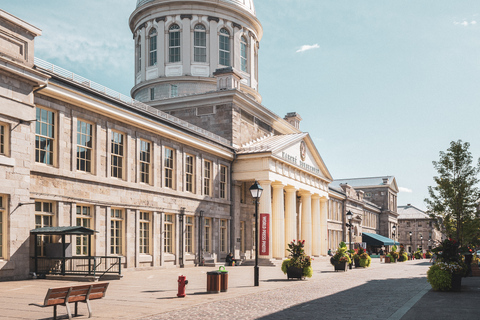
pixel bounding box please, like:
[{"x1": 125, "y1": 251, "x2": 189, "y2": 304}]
[{"x1": 234, "y1": 133, "x2": 332, "y2": 259}]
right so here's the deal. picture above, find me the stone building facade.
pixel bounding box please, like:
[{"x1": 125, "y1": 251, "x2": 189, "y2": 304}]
[{"x1": 397, "y1": 204, "x2": 443, "y2": 253}]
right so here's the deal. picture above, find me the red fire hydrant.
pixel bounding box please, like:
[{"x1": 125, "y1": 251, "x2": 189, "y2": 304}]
[{"x1": 177, "y1": 275, "x2": 188, "y2": 297}]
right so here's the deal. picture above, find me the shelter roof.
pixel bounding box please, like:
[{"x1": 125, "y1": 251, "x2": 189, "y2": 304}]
[{"x1": 30, "y1": 226, "x2": 97, "y2": 235}]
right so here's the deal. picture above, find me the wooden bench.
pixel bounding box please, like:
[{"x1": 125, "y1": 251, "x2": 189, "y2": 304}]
[{"x1": 30, "y1": 282, "x2": 109, "y2": 320}]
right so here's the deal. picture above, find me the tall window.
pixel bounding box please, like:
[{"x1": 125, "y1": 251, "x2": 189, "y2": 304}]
[
  {"x1": 203, "y1": 160, "x2": 212, "y2": 196},
  {"x1": 204, "y1": 218, "x2": 211, "y2": 253},
  {"x1": 186, "y1": 216, "x2": 194, "y2": 253},
  {"x1": 164, "y1": 214, "x2": 174, "y2": 253},
  {"x1": 35, "y1": 107, "x2": 55, "y2": 165},
  {"x1": 170, "y1": 84, "x2": 178, "y2": 98},
  {"x1": 240, "y1": 36, "x2": 248, "y2": 72},
  {"x1": 169, "y1": 24, "x2": 181, "y2": 63},
  {"x1": 240, "y1": 221, "x2": 245, "y2": 253},
  {"x1": 77, "y1": 120, "x2": 93, "y2": 173},
  {"x1": 219, "y1": 28, "x2": 230, "y2": 66},
  {"x1": 110, "y1": 208, "x2": 124, "y2": 255},
  {"x1": 149, "y1": 28, "x2": 157, "y2": 66},
  {"x1": 164, "y1": 147, "x2": 174, "y2": 189},
  {"x1": 0, "y1": 124, "x2": 5, "y2": 155},
  {"x1": 194, "y1": 24, "x2": 207, "y2": 62},
  {"x1": 220, "y1": 165, "x2": 227, "y2": 199},
  {"x1": 76, "y1": 205, "x2": 92, "y2": 256},
  {"x1": 136, "y1": 36, "x2": 141, "y2": 73},
  {"x1": 140, "y1": 140, "x2": 151, "y2": 184},
  {"x1": 0, "y1": 195, "x2": 5, "y2": 259},
  {"x1": 220, "y1": 219, "x2": 227, "y2": 253},
  {"x1": 185, "y1": 154, "x2": 194, "y2": 192},
  {"x1": 35, "y1": 200, "x2": 54, "y2": 256},
  {"x1": 111, "y1": 131, "x2": 124, "y2": 179},
  {"x1": 139, "y1": 212, "x2": 151, "y2": 254}
]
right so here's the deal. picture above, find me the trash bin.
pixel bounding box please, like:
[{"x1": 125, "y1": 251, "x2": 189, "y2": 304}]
[
  {"x1": 206, "y1": 271, "x2": 221, "y2": 293},
  {"x1": 219, "y1": 266, "x2": 228, "y2": 292}
]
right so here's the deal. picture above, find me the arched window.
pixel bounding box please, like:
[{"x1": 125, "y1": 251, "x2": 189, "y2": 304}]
[
  {"x1": 169, "y1": 24, "x2": 181, "y2": 63},
  {"x1": 219, "y1": 28, "x2": 230, "y2": 66},
  {"x1": 136, "y1": 36, "x2": 141, "y2": 73},
  {"x1": 149, "y1": 28, "x2": 157, "y2": 66},
  {"x1": 240, "y1": 36, "x2": 248, "y2": 72},
  {"x1": 194, "y1": 24, "x2": 206, "y2": 62}
]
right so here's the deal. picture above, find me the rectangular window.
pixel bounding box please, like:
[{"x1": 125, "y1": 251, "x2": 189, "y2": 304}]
[
  {"x1": 169, "y1": 28, "x2": 181, "y2": 63},
  {"x1": 110, "y1": 208, "x2": 124, "y2": 255},
  {"x1": 171, "y1": 85, "x2": 178, "y2": 98},
  {"x1": 204, "y1": 218, "x2": 211, "y2": 253},
  {"x1": 0, "y1": 195, "x2": 5, "y2": 259},
  {"x1": 76, "y1": 205, "x2": 92, "y2": 256},
  {"x1": 240, "y1": 221, "x2": 245, "y2": 253},
  {"x1": 139, "y1": 212, "x2": 151, "y2": 254},
  {"x1": 0, "y1": 124, "x2": 5, "y2": 155},
  {"x1": 35, "y1": 200, "x2": 54, "y2": 256},
  {"x1": 203, "y1": 160, "x2": 212, "y2": 196},
  {"x1": 35, "y1": 107, "x2": 55, "y2": 165},
  {"x1": 77, "y1": 120, "x2": 93, "y2": 173},
  {"x1": 220, "y1": 165, "x2": 227, "y2": 199},
  {"x1": 164, "y1": 214, "x2": 174, "y2": 253},
  {"x1": 185, "y1": 154, "x2": 194, "y2": 193},
  {"x1": 140, "y1": 140, "x2": 151, "y2": 184},
  {"x1": 220, "y1": 219, "x2": 227, "y2": 253},
  {"x1": 186, "y1": 216, "x2": 194, "y2": 253},
  {"x1": 164, "y1": 147, "x2": 174, "y2": 189},
  {"x1": 149, "y1": 34, "x2": 157, "y2": 66},
  {"x1": 150, "y1": 88, "x2": 155, "y2": 100},
  {"x1": 111, "y1": 131, "x2": 124, "y2": 179}
]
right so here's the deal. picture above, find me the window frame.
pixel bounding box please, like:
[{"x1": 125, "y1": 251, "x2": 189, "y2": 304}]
[
  {"x1": 220, "y1": 165, "x2": 227, "y2": 199},
  {"x1": 0, "y1": 122, "x2": 9, "y2": 157},
  {"x1": 169, "y1": 24, "x2": 181, "y2": 63},
  {"x1": 76, "y1": 119, "x2": 94, "y2": 173},
  {"x1": 148, "y1": 28, "x2": 158, "y2": 66},
  {"x1": 35, "y1": 200, "x2": 55, "y2": 257},
  {"x1": 139, "y1": 211, "x2": 151, "y2": 255},
  {"x1": 110, "y1": 130, "x2": 125, "y2": 179},
  {"x1": 0, "y1": 195, "x2": 6, "y2": 259},
  {"x1": 219, "y1": 28, "x2": 230, "y2": 66},
  {"x1": 35, "y1": 106, "x2": 56, "y2": 166},
  {"x1": 240, "y1": 35, "x2": 248, "y2": 72},
  {"x1": 193, "y1": 24, "x2": 207, "y2": 63},
  {"x1": 204, "y1": 217, "x2": 211, "y2": 253},
  {"x1": 139, "y1": 139, "x2": 151, "y2": 185},
  {"x1": 110, "y1": 208, "x2": 124, "y2": 256},
  {"x1": 164, "y1": 214, "x2": 174, "y2": 254},
  {"x1": 220, "y1": 219, "x2": 227, "y2": 253},
  {"x1": 203, "y1": 160, "x2": 212, "y2": 196},
  {"x1": 164, "y1": 147, "x2": 175, "y2": 189},
  {"x1": 185, "y1": 216, "x2": 194, "y2": 254},
  {"x1": 76, "y1": 204, "x2": 93, "y2": 256},
  {"x1": 136, "y1": 36, "x2": 142, "y2": 73},
  {"x1": 185, "y1": 154, "x2": 195, "y2": 193}
]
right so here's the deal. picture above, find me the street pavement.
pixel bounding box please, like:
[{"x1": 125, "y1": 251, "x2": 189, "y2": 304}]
[{"x1": 0, "y1": 257, "x2": 474, "y2": 319}]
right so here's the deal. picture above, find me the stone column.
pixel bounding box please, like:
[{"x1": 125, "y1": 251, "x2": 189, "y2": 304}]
[
  {"x1": 284, "y1": 186, "x2": 297, "y2": 256},
  {"x1": 311, "y1": 195, "x2": 321, "y2": 257},
  {"x1": 258, "y1": 180, "x2": 272, "y2": 259},
  {"x1": 271, "y1": 182, "x2": 285, "y2": 259},
  {"x1": 300, "y1": 191, "x2": 312, "y2": 256},
  {"x1": 320, "y1": 197, "x2": 328, "y2": 255}
]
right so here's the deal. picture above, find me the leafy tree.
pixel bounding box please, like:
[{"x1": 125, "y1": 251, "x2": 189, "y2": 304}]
[{"x1": 425, "y1": 140, "x2": 480, "y2": 246}]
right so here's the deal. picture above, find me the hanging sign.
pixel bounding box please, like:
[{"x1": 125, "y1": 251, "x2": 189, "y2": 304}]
[{"x1": 260, "y1": 214, "x2": 269, "y2": 255}]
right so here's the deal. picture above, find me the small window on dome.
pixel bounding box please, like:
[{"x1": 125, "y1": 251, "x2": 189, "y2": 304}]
[
  {"x1": 219, "y1": 28, "x2": 230, "y2": 66},
  {"x1": 240, "y1": 36, "x2": 248, "y2": 72},
  {"x1": 194, "y1": 24, "x2": 207, "y2": 62},
  {"x1": 136, "y1": 36, "x2": 142, "y2": 73},
  {"x1": 169, "y1": 24, "x2": 181, "y2": 63},
  {"x1": 149, "y1": 28, "x2": 157, "y2": 66}
]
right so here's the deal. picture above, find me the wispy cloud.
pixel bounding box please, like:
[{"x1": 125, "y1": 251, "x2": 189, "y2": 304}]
[
  {"x1": 296, "y1": 44, "x2": 320, "y2": 53},
  {"x1": 399, "y1": 187, "x2": 413, "y2": 193}
]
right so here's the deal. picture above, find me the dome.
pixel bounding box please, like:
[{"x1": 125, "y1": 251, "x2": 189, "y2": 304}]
[{"x1": 136, "y1": 0, "x2": 256, "y2": 15}]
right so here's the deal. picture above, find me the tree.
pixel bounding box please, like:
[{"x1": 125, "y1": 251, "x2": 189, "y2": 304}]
[{"x1": 425, "y1": 140, "x2": 480, "y2": 246}]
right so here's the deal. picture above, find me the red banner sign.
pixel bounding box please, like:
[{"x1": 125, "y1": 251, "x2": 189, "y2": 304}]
[{"x1": 260, "y1": 214, "x2": 269, "y2": 255}]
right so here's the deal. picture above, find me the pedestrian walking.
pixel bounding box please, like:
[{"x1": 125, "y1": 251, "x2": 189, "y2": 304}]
[{"x1": 379, "y1": 248, "x2": 384, "y2": 262}]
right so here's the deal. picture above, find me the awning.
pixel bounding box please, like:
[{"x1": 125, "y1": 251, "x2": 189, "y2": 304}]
[
  {"x1": 30, "y1": 226, "x2": 97, "y2": 235},
  {"x1": 362, "y1": 232, "x2": 399, "y2": 246}
]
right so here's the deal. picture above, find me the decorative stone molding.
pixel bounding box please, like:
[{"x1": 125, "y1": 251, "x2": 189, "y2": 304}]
[
  {"x1": 233, "y1": 22, "x2": 242, "y2": 29},
  {"x1": 180, "y1": 14, "x2": 193, "y2": 20},
  {"x1": 208, "y1": 16, "x2": 220, "y2": 22}
]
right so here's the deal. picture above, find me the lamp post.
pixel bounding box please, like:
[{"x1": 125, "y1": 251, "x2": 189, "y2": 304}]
[
  {"x1": 249, "y1": 181, "x2": 263, "y2": 287},
  {"x1": 409, "y1": 231, "x2": 412, "y2": 253},
  {"x1": 420, "y1": 235, "x2": 423, "y2": 253},
  {"x1": 392, "y1": 225, "x2": 396, "y2": 243},
  {"x1": 346, "y1": 210, "x2": 353, "y2": 269}
]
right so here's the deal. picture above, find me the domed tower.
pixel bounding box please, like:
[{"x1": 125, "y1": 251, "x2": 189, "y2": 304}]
[{"x1": 129, "y1": 0, "x2": 263, "y2": 104}]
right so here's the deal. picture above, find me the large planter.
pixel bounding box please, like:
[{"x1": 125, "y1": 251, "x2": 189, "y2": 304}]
[
  {"x1": 385, "y1": 257, "x2": 391, "y2": 263},
  {"x1": 354, "y1": 258, "x2": 361, "y2": 268},
  {"x1": 333, "y1": 261, "x2": 347, "y2": 272},
  {"x1": 286, "y1": 267, "x2": 304, "y2": 280},
  {"x1": 451, "y1": 273, "x2": 462, "y2": 292}
]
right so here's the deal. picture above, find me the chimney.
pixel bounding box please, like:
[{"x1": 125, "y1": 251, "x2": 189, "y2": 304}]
[
  {"x1": 382, "y1": 177, "x2": 389, "y2": 185},
  {"x1": 284, "y1": 112, "x2": 302, "y2": 129},
  {"x1": 213, "y1": 67, "x2": 242, "y2": 91}
]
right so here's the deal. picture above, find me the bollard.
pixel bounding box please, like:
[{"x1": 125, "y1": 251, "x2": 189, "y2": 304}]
[{"x1": 177, "y1": 275, "x2": 188, "y2": 297}]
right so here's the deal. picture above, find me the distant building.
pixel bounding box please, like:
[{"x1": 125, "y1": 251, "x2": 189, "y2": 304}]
[{"x1": 397, "y1": 204, "x2": 443, "y2": 253}]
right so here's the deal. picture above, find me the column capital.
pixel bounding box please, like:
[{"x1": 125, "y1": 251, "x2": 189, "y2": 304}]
[
  {"x1": 271, "y1": 182, "x2": 285, "y2": 189},
  {"x1": 284, "y1": 185, "x2": 297, "y2": 193},
  {"x1": 320, "y1": 196, "x2": 328, "y2": 203},
  {"x1": 312, "y1": 194, "x2": 321, "y2": 200},
  {"x1": 258, "y1": 180, "x2": 272, "y2": 186},
  {"x1": 299, "y1": 190, "x2": 312, "y2": 198}
]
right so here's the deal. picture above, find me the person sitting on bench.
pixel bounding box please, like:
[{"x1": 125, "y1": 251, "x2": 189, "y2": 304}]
[{"x1": 225, "y1": 253, "x2": 237, "y2": 266}]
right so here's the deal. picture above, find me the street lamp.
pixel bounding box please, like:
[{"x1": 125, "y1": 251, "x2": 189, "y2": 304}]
[
  {"x1": 392, "y1": 225, "x2": 396, "y2": 242},
  {"x1": 409, "y1": 231, "x2": 412, "y2": 253},
  {"x1": 420, "y1": 235, "x2": 423, "y2": 252},
  {"x1": 249, "y1": 181, "x2": 263, "y2": 287},
  {"x1": 346, "y1": 210, "x2": 353, "y2": 269}
]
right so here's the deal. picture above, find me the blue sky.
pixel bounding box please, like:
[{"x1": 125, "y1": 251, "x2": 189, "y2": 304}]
[{"x1": 4, "y1": 1, "x2": 480, "y2": 210}]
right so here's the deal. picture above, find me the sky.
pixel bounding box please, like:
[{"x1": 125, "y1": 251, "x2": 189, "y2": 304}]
[{"x1": 3, "y1": 0, "x2": 480, "y2": 210}]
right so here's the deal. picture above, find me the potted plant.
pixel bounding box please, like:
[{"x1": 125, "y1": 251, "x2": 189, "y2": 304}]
[
  {"x1": 385, "y1": 254, "x2": 392, "y2": 263},
  {"x1": 281, "y1": 240, "x2": 313, "y2": 280},
  {"x1": 330, "y1": 242, "x2": 351, "y2": 271},
  {"x1": 425, "y1": 251, "x2": 433, "y2": 259},
  {"x1": 389, "y1": 245, "x2": 399, "y2": 263},
  {"x1": 359, "y1": 250, "x2": 372, "y2": 267},
  {"x1": 414, "y1": 249, "x2": 423, "y2": 259},
  {"x1": 427, "y1": 238, "x2": 467, "y2": 291},
  {"x1": 398, "y1": 245, "x2": 408, "y2": 262}
]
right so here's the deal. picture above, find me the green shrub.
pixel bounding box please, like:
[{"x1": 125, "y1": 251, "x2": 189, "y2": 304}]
[
  {"x1": 281, "y1": 259, "x2": 290, "y2": 274},
  {"x1": 427, "y1": 264, "x2": 452, "y2": 291},
  {"x1": 303, "y1": 266, "x2": 313, "y2": 278}
]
